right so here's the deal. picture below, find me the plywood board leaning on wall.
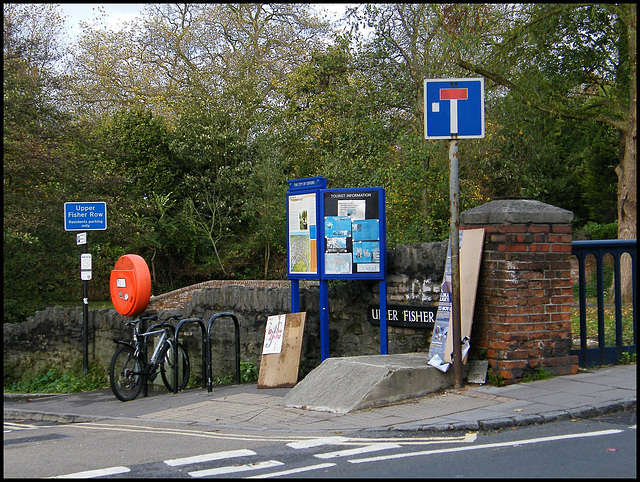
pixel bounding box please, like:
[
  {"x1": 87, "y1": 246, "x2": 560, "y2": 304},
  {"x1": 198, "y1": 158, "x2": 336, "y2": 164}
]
[
  {"x1": 444, "y1": 228, "x2": 485, "y2": 364},
  {"x1": 257, "y1": 312, "x2": 307, "y2": 388}
]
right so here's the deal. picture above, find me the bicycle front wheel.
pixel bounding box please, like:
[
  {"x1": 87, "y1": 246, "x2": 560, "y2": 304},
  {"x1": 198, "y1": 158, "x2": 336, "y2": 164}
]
[
  {"x1": 160, "y1": 341, "x2": 190, "y2": 392},
  {"x1": 110, "y1": 345, "x2": 143, "y2": 401}
]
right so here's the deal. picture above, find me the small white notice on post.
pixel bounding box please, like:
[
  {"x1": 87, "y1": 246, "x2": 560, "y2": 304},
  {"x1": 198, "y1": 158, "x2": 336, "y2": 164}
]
[
  {"x1": 262, "y1": 314, "x2": 286, "y2": 355},
  {"x1": 80, "y1": 253, "x2": 92, "y2": 270}
]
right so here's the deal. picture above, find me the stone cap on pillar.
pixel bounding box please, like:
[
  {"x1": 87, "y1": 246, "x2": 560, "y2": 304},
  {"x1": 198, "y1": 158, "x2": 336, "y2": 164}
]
[{"x1": 461, "y1": 198, "x2": 574, "y2": 225}]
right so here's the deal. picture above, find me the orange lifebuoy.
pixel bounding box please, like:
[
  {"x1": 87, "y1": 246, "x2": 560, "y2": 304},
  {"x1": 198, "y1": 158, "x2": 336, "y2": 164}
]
[{"x1": 110, "y1": 254, "x2": 151, "y2": 317}]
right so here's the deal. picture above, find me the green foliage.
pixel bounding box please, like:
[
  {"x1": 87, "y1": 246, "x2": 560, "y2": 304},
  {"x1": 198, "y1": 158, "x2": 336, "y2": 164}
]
[
  {"x1": 522, "y1": 368, "x2": 552, "y2": 383},
  {"x1": 239, "y1": 360, "x2": 260, "y2": 383},
  {"x1": 472, "y1": 94, "x2": 619, "y2": 222},
  {"x1": 486, "y1": 368, "x2": 505, "y2": 387},
  {"x1": 211, "y1": 361, "x2": 259, "y2": 386},
  {"x1": 4, "y1": 364, "x2": 107, "y2": 394},
  {"x1": 100, "y1": 108, "x2": 176, "y2": 198},
  {"x1": 619, "y1": 352, "x2": 636, "y2": 365},
  {"x1": 3, "y1": 3, "x2": 630, "y2": 320},
  {"x1": 575, "y1": 222, "x2": 619, "y2": 241}
]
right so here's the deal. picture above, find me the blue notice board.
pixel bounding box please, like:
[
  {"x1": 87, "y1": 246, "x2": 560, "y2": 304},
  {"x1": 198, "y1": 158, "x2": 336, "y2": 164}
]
[
  {"x1": 320, "y1": 187, "x2": 386, "y2": 280},
  {"x1": 286, "y1": 177, "x2": 326, "y2": 279},
  {"x1": 424, "y1": 77, "x2": 485, "y2": 139},
  {"x1": 286, "y1": 179, "x2": 389, "y2": 359},
  {"x1": 64, "y1": 202, "x2": 107, "y2": 231}
]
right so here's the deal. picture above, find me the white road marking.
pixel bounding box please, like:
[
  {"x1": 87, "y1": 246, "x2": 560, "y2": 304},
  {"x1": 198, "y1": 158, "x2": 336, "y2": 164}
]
[
  {"x1": 247, "y1": 462, "x2": 336, "y2": 478},
  {"x1": 4, "y1": 422, "x2": 43, "y2": 432},
  {"x1": 69, "y1": 421, "x2": 475, "y2": 445},
  {"x1": 345, "y1": 432, "x2": 478, "y2": 445},
  {"x1": 287, "y1": 436, "x2": 350, "y2": 449},
  {"x1": 165, "y1": 449, "x2": 256, "y2": 466},
  {"x1": 188, "y1": 460, "x2": 284, "y2": 477},
  {"x1": 349, "y1": 429, "x2": 625, "y2": 464},
  {"x1": 52, "y1": 466, "x2": 131, "y2": 478},
  {"x1": 315, "y1": 442, "x2": 402, "y2": 459}
]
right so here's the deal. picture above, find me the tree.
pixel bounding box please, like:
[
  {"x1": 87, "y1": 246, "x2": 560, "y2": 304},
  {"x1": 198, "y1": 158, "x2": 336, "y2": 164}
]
[
  {"x1": 3, "y1": 4, "x2": 80, "y2": 321},
  {"x1": 448, "y1": 3, "x2": 635, "y2": 301},
  {"x1": 69, "y1": 4, "x2": 331, "y2": 124},
  {"x1": 349, "y1": 4, "x2": 491, "y2": 241}
]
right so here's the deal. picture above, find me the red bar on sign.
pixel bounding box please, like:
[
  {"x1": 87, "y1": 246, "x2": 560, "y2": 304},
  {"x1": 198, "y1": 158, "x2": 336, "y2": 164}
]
[{"x1": 440, "y1": 88, "x2": 468, "y2": 100}]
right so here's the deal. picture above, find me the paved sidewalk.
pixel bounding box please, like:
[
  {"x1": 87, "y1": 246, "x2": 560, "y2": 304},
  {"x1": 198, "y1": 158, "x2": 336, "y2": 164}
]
[{"x1": 4, "y1": 364, "x2": 636, "y2": 434}]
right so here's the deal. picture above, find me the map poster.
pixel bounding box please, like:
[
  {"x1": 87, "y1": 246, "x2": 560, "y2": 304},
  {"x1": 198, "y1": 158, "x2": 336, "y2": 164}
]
[{"x1": 288, "y1": 192, "x2": 317, "y2": 275}]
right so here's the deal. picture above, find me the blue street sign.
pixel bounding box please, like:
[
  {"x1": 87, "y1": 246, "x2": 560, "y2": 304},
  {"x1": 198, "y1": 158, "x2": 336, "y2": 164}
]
[
  {"x1": 64, "y1": 202, "x2": 107, "y2": 231},
  {"x1": 424, "y1": 78, "x2": 485, "y2": 139}
]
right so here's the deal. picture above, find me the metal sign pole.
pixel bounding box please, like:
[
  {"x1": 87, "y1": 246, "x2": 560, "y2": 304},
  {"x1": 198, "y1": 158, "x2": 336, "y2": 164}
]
[
  {"x1": 425, "y1": 77, "x2": 483, "y2": 385},
  {"x1": 449, "y1": 140, "x2": 463, "y2": 388},
  {"x1": 82, "y1": 241, "x2": 89, "y2": 376}
]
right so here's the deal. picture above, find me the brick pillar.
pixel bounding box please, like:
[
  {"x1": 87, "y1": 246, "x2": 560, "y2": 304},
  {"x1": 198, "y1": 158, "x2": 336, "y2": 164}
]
[{"x1": 461, "y1": 199, "x2": 579, "y2": 384}]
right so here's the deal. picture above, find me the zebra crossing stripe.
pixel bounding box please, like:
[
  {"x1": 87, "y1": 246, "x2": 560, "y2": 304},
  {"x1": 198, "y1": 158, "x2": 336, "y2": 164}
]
[
  {"x1": 287, "y1": 436, "x2": 350, "y2": 449},
  {"x1": 315, "y1": 442, "x2": 402, "y2": 459},
  {"x1": 188, "y1": 460, "x2": 284, "y2": 477},
  {"x1": 164, "y1": 449, "x2": 256, "y2": 466},
  {"x1": 247, "y1": 462, "x2": 337, "y2": 478},
  {"x1": 52, "y1": 466, "x2": 131, "y2": 478}
]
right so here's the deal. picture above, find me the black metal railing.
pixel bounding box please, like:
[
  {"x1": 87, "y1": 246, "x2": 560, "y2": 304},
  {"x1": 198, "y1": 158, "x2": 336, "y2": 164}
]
[{"x1": 571, "y1": 239, "x2": 636, "y2": 367}]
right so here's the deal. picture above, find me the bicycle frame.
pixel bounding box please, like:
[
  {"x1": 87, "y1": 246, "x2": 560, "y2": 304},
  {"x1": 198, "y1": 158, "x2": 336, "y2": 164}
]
[
  {"x1": 114, "y1": 317, "x2": 175, "y2": 362},
  {"x1": 138, "y1": 326, "x2": 170, "y2": 366},
  {"x1": 111, "y1": 314, "x2": 183, "y2": 399}
]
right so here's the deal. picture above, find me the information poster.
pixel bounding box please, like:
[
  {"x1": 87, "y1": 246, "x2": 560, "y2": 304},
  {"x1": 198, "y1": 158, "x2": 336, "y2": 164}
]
[
  {"x1": 322, "y1": 189, "x2": 383, "y2": 278},
  {"x1": 288, "y1": 192, "x2": 318, "y2": 275},
  {"x1": 262, "y1": 314, "x2": 286, "y2": 355}
]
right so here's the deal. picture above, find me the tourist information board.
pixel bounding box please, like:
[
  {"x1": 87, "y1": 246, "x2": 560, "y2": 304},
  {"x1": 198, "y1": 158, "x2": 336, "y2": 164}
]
[
  {"x1": 320, "y1": 188, "x2": 386, "y2": 280},
  {"x1": 286, "y1": 178, "x2": 388, "y2": 360}
]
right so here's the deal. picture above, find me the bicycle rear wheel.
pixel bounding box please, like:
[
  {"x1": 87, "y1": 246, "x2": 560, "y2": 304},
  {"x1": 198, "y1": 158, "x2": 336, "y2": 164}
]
[
  {"x1": 160, "y1": 341, "x2": 190, "y2": 392},
  {"x1": 110, "y1": 345, "x2": 143, "y2": 401}
]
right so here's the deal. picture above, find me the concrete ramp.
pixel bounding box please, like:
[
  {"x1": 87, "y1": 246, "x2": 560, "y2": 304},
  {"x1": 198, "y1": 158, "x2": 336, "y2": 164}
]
[{"x1": 281, "y1": 353, "x2": 459, "y2": 414}]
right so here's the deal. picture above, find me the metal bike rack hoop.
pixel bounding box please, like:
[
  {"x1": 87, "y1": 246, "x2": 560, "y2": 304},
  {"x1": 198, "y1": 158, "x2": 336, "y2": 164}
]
[
  {"x1": 207, "y1": 312, "x2": 241, "y2": 392},
  {"x1": 173, "y1": 317, "x2": 207, "y2": 394}
]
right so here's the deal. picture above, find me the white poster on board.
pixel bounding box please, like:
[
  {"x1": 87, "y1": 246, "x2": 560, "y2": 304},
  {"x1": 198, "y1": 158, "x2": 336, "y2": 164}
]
[{"x1": 262, "y1": 314, "x2": 286, "y2": 355}]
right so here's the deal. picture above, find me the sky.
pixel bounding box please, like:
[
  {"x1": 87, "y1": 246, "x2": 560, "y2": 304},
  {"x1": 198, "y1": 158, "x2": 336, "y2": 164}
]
[
  {"x1": 58, "y1": 3, "x2": 356, "y2": 41},
  {"x1": 58, "y1": 3, "x2": 147, "y2": 40}
]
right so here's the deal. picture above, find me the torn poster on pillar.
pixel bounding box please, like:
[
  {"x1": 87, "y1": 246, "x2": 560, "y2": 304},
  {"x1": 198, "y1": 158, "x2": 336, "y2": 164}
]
[
  {"x1": 428, "y1": 354, "x2": 450, "y2": 372},
  {"x1": 427, "y1": 338, "x2": 470, "y2": 373},
  {"x1": 426, "y1": 228, "x2": 484, "y2": 368},
  {"x1": 427, "y1": 235, "x2": 456, "y2": 366}
]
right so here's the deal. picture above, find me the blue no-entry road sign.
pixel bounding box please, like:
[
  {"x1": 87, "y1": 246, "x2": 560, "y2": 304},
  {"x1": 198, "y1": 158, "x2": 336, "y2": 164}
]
[
  {"x1": 64, "y1": 202, "x2": 107, "y2": 231},
  {"x1": 424, "y1": 78, "x2": 485, "y2": 139}
]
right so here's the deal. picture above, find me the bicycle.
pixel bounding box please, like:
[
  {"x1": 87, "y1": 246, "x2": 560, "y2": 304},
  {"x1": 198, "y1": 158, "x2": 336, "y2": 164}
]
[{"x1": 109, "y1": 313, "x2": 190, "y2": 402}]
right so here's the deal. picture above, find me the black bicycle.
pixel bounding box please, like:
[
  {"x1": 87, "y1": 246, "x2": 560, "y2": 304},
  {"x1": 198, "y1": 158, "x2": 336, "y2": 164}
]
[{"x1": 110, "y1": 313, "x2": 190, "y2": 401}]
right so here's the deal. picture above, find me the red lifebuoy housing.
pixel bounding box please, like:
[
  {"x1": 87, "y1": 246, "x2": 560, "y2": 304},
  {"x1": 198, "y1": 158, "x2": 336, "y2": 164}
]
[{"x1": 110, "y1": 254, "x2": 151, "y2": 316}]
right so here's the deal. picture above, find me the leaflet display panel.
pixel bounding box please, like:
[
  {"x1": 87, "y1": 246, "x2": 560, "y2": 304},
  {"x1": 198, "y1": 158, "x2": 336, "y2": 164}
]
[
  {"x1": 321, "y1": 188, "x2": 386, "y2": 280},
  {"x1": 286, "y1": 177, "x2": 325, "y2": 279}
]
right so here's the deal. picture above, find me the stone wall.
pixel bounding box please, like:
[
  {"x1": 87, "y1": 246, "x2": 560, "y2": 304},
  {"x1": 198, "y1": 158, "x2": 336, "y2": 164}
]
[
  {"x1": 3, "y1": 242, "x2": 447, "y2": 384},
  {"x1": 4, "y1": 198, "x2": 580, "y2": 387}
]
